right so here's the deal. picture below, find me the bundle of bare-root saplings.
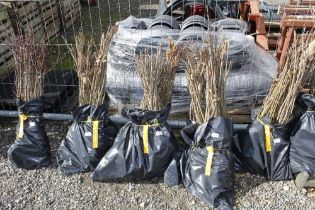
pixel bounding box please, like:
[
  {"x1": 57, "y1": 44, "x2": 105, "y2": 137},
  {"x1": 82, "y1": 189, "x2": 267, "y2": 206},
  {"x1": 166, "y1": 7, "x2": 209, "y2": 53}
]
[
  {"x1": 234, "y1": 32, "x2": 315, "y2": 181},
  {"x1": 179, "y1": 37, "x2": 234, "y2": 209},
  {"x1": 57, "y1": 29, "x2": 118, "y2": 175},
  {"x1": 92, "y1": 40, "x2": 182, "y2": 181},
  {"x1": 290, "y1": 38, "x2": 315, "y2": 188},
  {"x1": 7, "y1": 33, "x2": 52, "y2": 170}
]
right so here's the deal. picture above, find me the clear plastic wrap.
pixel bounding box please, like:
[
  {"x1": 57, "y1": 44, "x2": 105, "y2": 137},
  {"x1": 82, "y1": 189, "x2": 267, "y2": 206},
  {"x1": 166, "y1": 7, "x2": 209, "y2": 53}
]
[{"x1": 107, "y1": 16, "x2": 278, "y2": 114}]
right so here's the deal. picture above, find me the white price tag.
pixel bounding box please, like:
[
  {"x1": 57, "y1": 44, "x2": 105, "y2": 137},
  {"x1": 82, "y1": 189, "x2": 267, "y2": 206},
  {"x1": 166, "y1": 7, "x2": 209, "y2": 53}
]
[
  {"x1": 29, "y1": 122, "x2": 35, "y2": 127},
  {"x1": 211, "y1": 133, "x2": 220, "y2": 138},
  {"x1": 156, "y1": 131, "x2": 163, "y2": 136},
  {"x1": 273, "y1": 138, "x2": 281, "y2": 144},
  {"x1": 85, "y1": 132, "x2": 92, "y2": 137}
]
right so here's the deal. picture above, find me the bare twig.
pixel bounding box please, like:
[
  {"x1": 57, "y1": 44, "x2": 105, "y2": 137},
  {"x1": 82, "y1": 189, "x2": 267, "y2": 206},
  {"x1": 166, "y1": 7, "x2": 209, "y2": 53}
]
[
  {"x1": 66, "y1": 27, "x2": 113, "y2": 106},
  {"x1": 259, "y1": 31, "x2": 315, "y2": 124},
  {"x1": 136, "y1": 39, "x2": 183, "y2": 111},
  {"x1": 186, "y1": 36, "x2": 230, "y2": 124},
  {"x1": 9, "y1": 32, "x2": 47, "y2": 101}
]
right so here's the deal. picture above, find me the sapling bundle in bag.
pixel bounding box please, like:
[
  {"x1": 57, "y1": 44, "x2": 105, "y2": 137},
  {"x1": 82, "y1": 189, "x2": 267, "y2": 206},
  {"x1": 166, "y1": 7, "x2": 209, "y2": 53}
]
[
  {"x1": 233, "y1": 109, "x2": 293, "y2": 179},
  {"x1": 92, "y1": 40, "x2": 182, "y2": 181},
  {"x1": 7, "y1": 33, "x2": 52, "y2": 170},
  {"x1": 179, "y1": 37, "x2": 234, "y2": 209},
  {"x1": 290, "y1": 41, "x2": 315, "y2": 177},
  {"x1": 291, "y1": 94, "x2": 315, "y2": 174},
  {"x1": 236, "y1": 116, "x2": 293, "y2": 180},
  {"x1": 57, "y1": 102, "x2": 117, "y2": 174},
  {"x1": 57, "y1": 30, "x2": 118, "y2": 174},
  {"x1": 92, "y1": 104, "x2": 177, "y2": 181},
  {"x1": 8, "y1": 97, "x2": 52, "y2": 169},
  {"x1": 234, "y1": 33, "x2": 314, "y2": 180}
]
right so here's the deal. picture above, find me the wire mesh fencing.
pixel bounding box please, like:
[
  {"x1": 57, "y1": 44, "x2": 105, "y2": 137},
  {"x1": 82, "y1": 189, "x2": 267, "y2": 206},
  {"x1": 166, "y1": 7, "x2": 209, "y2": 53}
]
[
  {"x1": 0, "y1": 0, "x2": 158, "y2": 114},
  {"x1": 0, "y1": 0, "x2": 313, "y2": 119}
]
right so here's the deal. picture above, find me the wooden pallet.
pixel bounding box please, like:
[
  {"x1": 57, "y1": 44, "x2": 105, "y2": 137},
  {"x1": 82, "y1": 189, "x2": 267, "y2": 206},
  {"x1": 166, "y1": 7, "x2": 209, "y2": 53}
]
[
  {"x1": 276, "y1": 4, "x2": 315, "y2": 70},
  {"x1": 264, "y1": 1, "x2": 315, "y2": 51},
  {"x1": 4, "y1": 1, "x2": 72, "y2": 40},
  {"x1": 59, "y1": 0, "x2": 81, "y2": 30},
  {"x1": 38, "y1": 0, "x2": 61, "y2": 40},
  {"x1": 0, "y1": 5, "x2": 15, "y2": 75},
  {"x1": 288, "y1": 0, "x2": 315, "y2": 6},
  {"x1": 279, "y1": 5, "x2": 315, "y2": 16},
  {"x1": 240, "y1": 0, "x2": 269, "y2": 50},
  {"x1": 6, "y1": 1, "x2": 45, "y2": 41}
]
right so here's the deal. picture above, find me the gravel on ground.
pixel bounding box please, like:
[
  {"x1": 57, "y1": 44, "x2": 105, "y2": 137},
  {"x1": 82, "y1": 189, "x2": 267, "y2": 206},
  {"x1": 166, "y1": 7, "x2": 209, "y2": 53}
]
[{"x1": 0, "y1": 120, "x2": 315, "y2": 210}]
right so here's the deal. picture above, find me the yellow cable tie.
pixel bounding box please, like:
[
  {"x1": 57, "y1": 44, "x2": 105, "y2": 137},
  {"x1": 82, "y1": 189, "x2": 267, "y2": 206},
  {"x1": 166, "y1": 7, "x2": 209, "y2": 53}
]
[
  {"x1": 264, "y1": 125, "x2": 272, "y2": 152},
  {"x1": 143, "y1": 124, "x2": 149, "y2": 154},
  {"x1": 205, "y1": 146, "x2": 214, "y2": 176},
  {"x1": 92, "y1": 121, "x2": 99, "y2": 149},
  {"x1": 153, "y1": 119, "x2": 159, "y2": 126},
  {"x1": 18, "y1": 115, "x2": 28, "y2": 139}
]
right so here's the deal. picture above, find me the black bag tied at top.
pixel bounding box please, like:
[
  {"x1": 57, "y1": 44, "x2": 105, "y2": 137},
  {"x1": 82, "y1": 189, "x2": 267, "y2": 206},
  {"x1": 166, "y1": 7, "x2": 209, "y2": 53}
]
[
  {"x1": 57, "y1": 102, "x2": 117, "y2": 175},
  {"x1": 180, "y1": 117, "x2": 234, "y2": 210},
  {"x1": 8, "y1": 97, "x2": 52, "y2": 170},
  {"x1": 92, "y1": 104, "x2": 178, "y2": 182}
]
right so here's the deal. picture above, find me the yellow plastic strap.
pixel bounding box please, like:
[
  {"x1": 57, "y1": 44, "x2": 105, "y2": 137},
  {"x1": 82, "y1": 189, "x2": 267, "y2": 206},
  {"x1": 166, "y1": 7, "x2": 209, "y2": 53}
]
[
  {"x1": 257, "y1": 118, "x2": 272, "y2": 152},
  {"x1": 205, "y1": 146, "x2": 214, "y2": 176},
  {"x1": 264, "y1": 125, "x2": 272, "y2": 152},
  {"x1": 92, "y1": 121, "x2": 99, "y2": 149},
  {"x1": 143, "y1": 124, "x2": 149, "y2": 154},
  {"x1": 18, "y1": 115, "x2": 28, "y2": 139},
  {"x1": 153, "y1": 119, "x2": 159, "y2": 126}
]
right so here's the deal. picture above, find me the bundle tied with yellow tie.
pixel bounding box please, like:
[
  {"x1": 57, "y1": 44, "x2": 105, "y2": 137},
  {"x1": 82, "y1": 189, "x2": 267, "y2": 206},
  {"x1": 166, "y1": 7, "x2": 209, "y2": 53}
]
[
  {"x1": 234, "y1": 115, "x2": 293, "y2": 180},
  {"x1": 233, "y1": 32, "x2": 315, "y2": 181},
  {"x1": 290, "y1": 94, "x2": 315, "y2": 176},
  {"x1": 57, "y1": 28, "x2": 118, "y2": 175},
  {"x1": 7, "y1": 33, "x2": 52, "y2": 170},
  {"x1": 92, "y1": 39, "x2": 182, "y2": 181},
  {"x1": 57, "y1": 101, "x2": 118, "y2": 174},
  {"x1": 178, "y1": 36, "x2": 234, "y2": 209}
]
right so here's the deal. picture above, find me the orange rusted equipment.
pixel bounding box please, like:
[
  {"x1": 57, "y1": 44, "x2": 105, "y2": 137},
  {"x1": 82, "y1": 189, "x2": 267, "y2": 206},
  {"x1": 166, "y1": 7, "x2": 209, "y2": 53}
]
[
  {"x1": 240, "y1": 0, "x2": 269, "y2": 50},
  {"x1": 276, "y1": 1, "x2": 315, "y2": 70}
]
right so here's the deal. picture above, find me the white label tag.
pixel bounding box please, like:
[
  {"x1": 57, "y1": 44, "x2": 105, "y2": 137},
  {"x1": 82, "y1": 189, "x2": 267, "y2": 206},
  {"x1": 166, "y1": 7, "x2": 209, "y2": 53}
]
[
  {"x1": 211, "y1": 133, "x2": 220, "y2": 138},
  {"x1": 273, "y1": 138, "x2": 281, "y2": 144},
  {"x1": 156, "y1": 131, "x2": 163, "y2": 136},
  {"x1": 85, "y1": 132, "x2": 92, "y2": 137},
  {"x1": 29, "y1": 122, "x2": 35, "y2": 127}
]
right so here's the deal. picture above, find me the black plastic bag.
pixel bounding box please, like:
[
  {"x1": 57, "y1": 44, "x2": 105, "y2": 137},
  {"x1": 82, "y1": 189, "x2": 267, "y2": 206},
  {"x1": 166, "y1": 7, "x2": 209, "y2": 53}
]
[
  {"x1": 231, "y1": 133, "x2": 247, "y2": 173},
  {"x1": 267, "y1": 122, "x2": 292, "y2": 180},
  {"x1": 92, "y1": 104, "x2": 177, "y2": 181},
  {"x1": 57, "y1": 103, "x2": 117, "y2": 174},
  {"x1": 234, "y1": 117, "x2": 292, "y2": 180},
  {"x1": 290, "y1": 94, "x2": 315, "y2": 174},
  {"x1": 180, "y1": 118, "x2": 234, "y2": 210},
  {"x1": 164, "y1": 147, "x2": 184, "y2": 186},
  {"x1": 7, "y1": 97, "x2": 52, "y2": 170},
  {"x1": 233, "y1": 122, "x2": 267, "y2": 175}
]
